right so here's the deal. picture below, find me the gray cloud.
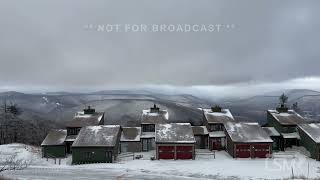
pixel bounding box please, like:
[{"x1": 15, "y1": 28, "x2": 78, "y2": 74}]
[{"x1": 0, "y1": 0, "x2": 319, "y2": 90}]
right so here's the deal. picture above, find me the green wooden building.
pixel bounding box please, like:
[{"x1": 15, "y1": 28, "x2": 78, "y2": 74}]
[
  {"x1": 41, "y1": 129, "x2": 67, "y2": 158},
  {"x1": 72, "y1": 125, "x2": 121, "y2": 164},
  {"x1": 65, "y1": 106, "x2": 105, "y2": 153},
  {"x1": 140, "y1": 104, "x2": 168, "y2": 151},
  {"x1": 298, "y1": 123, "x2": 320, "y2": 160},
  {"x1": 202, "y1": 107, "x2": 236, "y2": 151},
  {"x1": 267, "y1": 108, "x2": 305, "y2": 150}
]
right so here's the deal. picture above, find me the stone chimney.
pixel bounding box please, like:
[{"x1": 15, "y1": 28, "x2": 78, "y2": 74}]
[
  {"x1": 83, "y1": 106, "x2": 95, "y2": 114},
  {"x1": 150, "y1": 104, "x2": 160, "y2": 113},
  {"x1": 211, "y1": 105, "x2": 222, "y2": 112}
]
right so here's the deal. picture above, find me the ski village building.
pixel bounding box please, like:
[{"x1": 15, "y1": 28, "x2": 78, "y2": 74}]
[
  {"x1": 72, "y1": 125, "x2": 121, "y2": 164},
  {"x1": 155, "y1": 123, "x2": 195, "y2": 160},
  {"x1": 140, "y1": 104, "x2": 168, "y2": 151},
  {"x1": 192, "y1": 126, "x2": 208, "y2": 149},
  {"x1": 225, "y1": 122, "x2": 273, "y2": 158},
  {"x1": 267, "y1": 106, "x2": 306, "y2": 150},
  {"x1": 41, "y1": 129, "x2": 67, "y2": 158},
  {"x1": 297, "y1": 123, "x2": 320, "y2": 160},
  {"x1": 41, "y1": 94, "x2": 320, "y2": 164},
  {"x1": 65, "y1": 106, "x2": 105, "y2": 153},
  {"x1": 120, "y1": 127, "x2": 142, "y2": 153},
  {"x1": 202, "y1": 106, "x2": 236, "y2": 151}
]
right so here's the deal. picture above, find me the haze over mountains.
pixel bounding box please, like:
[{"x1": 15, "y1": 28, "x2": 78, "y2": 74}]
[{"x1": 0, "y1": 89, "x2": 319, "y2": 128}]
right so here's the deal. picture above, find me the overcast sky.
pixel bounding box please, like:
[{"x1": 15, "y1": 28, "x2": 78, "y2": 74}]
[{"x1": 0, "y1": 0, "x2": 319, "y2": 94}]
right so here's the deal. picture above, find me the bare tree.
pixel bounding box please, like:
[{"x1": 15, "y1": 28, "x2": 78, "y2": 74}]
[
  {"x1": 279, "y1": 93, "x2": 288, "y2": 106},
  {"x1": 0, "y1": 154, "x2": 30, "y2": 173}
]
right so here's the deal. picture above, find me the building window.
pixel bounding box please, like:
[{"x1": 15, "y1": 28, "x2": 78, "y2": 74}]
[{"x1": 85, "y1": 152, "x2": 94, "y2": 159}]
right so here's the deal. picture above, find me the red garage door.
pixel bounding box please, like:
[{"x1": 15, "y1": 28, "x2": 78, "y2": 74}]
[
  {"x1": 212, "y1": 138, "x2": 222, "y2": 150},
  {"x1": 176, "y1": 146, "x2": 193, "y2": 159},
  {"x1": 253, "y1": 144, "x2": 270, "y2": 158},
  {"x1": 236, "y1": 144, "x2": 251, "y2": 158},
  {"x1": 158, "y1": 146, "x2": 174, "y2": 159}
]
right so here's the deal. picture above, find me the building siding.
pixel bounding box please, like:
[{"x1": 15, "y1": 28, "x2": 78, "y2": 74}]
[
  {"x1": 72, "y1": 147, "x2": 116, "y2": 164},
  {"x1": 42, "y1": 145, "x2": 66, "y2": 158},
  {"x1": 298, "y1": 128, "x2": 320, "y2": 160},
  {"x1": 120, "y1": 141, "x2": 142, "y2": 153}
]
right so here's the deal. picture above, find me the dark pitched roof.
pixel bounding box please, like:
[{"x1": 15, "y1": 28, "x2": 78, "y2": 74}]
[
  {"x1": 268, "y1": 110, "x2": 305, "y2": 126},
  {"x1": 203, "y1": 109, "x2": 235, "y2": 124},
  {"x1": 120, "y1": 127, "x2": 141, "y2": 142},
  {"x1": 224, "y1": 122, "x2": 273, "y2": 143},
  {"x1": 72, "y1": 125, "x2": 120, "y2": 147},
  {"x1": 192, "y1": 126, "x2": 208, "y2": 135},
  {"x1": 155, "y1": 123, "x2": 195, "y2": 143},
  {"x1": 41, "y1": 129, "x2": 67, "y2": 146},
  {"x1": 141, "y1": 109, "x2": 168, "y2": 124},
  {"x1": 298, "y1": 123, "x2": 320, "y2": 143},
  {"x1": 66, "y1": 111, "x2": 104, "y2": 128}
]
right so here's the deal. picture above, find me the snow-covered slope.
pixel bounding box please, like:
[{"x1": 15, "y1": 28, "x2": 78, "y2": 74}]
[{"x1": 1, "y1": 144, "x2": 320, "y2": 180}]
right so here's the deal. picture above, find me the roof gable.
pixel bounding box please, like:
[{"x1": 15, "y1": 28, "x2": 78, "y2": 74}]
[
  {"x1": 203, "y1": 109, "x2": 235, "y2": 124},
  {"x1": 225, "y1": 122, "x2": 273, "y2": 143},
  {"x1": 268, "y1": 110, "x2": 305, "y2": 126},
  {"x1": 120, "y1": 127, "x2": 141, "y2": 142},
  {"x1": 155, "y1": 123, "x2": 195, "y2": 143},
  {"x1": 66, "y1": 111, "x2": 104, "y2": 127},
  {"x1": 72, "y1": 125, "x2": 120, "y2": 147},
  {"x1": 41, "y1": 129, "x2": 67, "y2": 146}
]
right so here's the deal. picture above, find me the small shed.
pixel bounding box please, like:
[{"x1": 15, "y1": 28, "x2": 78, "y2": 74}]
[
  {"x1": 120, "y1": 127, "x2": 142, "y2": 153},
  {"x1": 298, "y1": 123, "x2": 320, "y2": 160},
  {"x1": 192, "y1": 126, "x2": 208, "y2": 149},
  {"x1": 203, "y1": 108, "x2": 235, "y2": 151},
  {"x1": 41, "y1": 129, "x2": 67, "y2": 158},
  {"x1": 225, "y1": 122, "x2": 273, "y2": 158},
  {"x1": 72, "y1": 125, "x2": 121, "y2": 164},
  {"x1": 262, "y1": 127, "x2": 281, "y2": 151},
  {"x1": 155, "y1": 123, "x2": 195, "y2": 160}
]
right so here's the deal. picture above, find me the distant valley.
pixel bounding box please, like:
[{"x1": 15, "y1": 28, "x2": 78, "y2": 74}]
[{"x1": 0, "y1": 89, "x2": 319, "y2": 128}]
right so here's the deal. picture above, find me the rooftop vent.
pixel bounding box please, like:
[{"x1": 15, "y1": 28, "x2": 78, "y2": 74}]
[
  {"x1": 83, "y1": 106, "x2": 95, "y2": 114},
  {"x1": 150, "y1": 104, "x2": 160, "y2": 113},
  {"x1": 211, "y1": 105, "x2": 222, "y2": 112}
]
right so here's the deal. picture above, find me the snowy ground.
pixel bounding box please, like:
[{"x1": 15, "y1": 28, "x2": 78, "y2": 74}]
[{"x1": 1, "y1": 144, "x2": 320, "y2": 180}]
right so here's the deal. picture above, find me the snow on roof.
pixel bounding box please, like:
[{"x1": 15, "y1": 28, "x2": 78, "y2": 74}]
[
  {"x1": 281, "y1": 132, "x2": 301, "y2": 139},
  {"x1": 209, "y1": 131, "x2": 226, "y2": 138},
  {"x1": 262, "y1": 127, "x2": 281, "y2": 137},
  {"x1": 141, "y1": 109, "x2": 169, "y2": 124},
  {"x1": 41, "y1": 129, "x2": 67, "y2": 146},
  {"x1": 298, "y1": 123, "x2": 320, "y2": 143},
  {"x1": 224, "y1": 122, "x2": 273, "y2": 143},
  {"x1": 268, "y1": 110, "x2": 305, "y2": 126},
  {"x1": 155, "y1": 123, "x2": 195, "y2": 143},
  {"x1": 140, "y1": 132, "x2": 155, "y2": 139},
  {"x1": 120, "y1": 127, "x2": 141, "y2": 142},
  {"x1": 65, "y1": 135, "x2": 78, "y2": 142},
  {"x1": 72, "y1": 125, "x2": 120, "y2": 147},
  {"x1": 66, "y1": 112, "x2": 104, "y2": 128},
  {"x1": 192, "y1": 126, "x2": 209, "y2": 135},
  {"x1": 203, "y1": 109, "x2": 235, "y2": 124}
]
